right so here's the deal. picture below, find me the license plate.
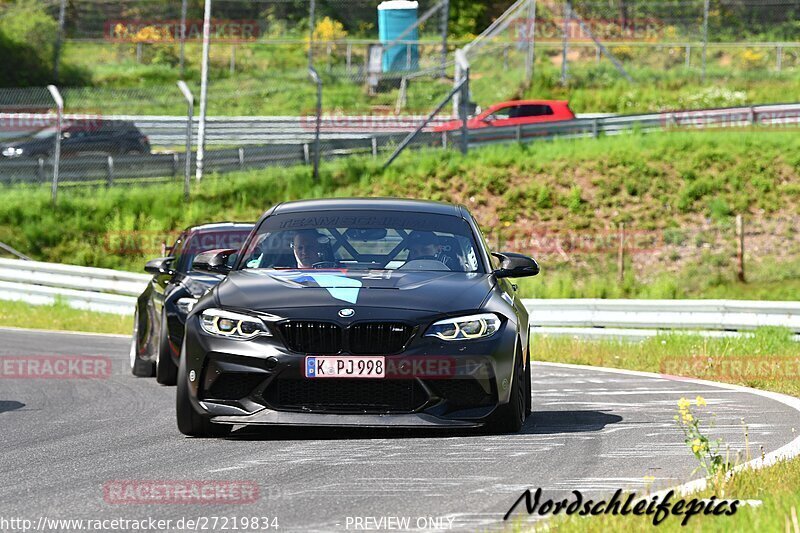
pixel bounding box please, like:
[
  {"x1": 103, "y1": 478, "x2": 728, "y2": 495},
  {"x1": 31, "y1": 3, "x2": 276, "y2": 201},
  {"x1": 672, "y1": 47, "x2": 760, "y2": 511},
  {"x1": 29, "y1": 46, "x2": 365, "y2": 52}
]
[{"x1": 305, "y1": 356, "x2": 385, "y2": 378}]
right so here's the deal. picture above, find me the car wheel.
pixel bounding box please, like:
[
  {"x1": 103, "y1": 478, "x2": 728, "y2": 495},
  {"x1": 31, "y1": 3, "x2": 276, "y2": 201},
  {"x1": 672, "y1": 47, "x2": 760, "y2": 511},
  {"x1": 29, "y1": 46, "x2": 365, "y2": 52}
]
[
  {"x1": 488, "y1": 341, "x2": 526, "y2": 434},
  {"x1": 176, "y1": 344, "x2": 231, "y2": 437},
  {"x1": 130, "y1": 308, "x2": 155, "y2": 377},
  {"x1": 155, "y1": 312, "x2": 178, "y2": 386},
  {"x1": 525, "y1": 340, "x2": 532, "y2": 418}
]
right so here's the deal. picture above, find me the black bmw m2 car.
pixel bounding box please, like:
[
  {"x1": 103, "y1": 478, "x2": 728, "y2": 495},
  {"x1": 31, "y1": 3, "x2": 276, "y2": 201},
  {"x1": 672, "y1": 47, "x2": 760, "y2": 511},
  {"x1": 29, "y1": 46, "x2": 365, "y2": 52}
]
[{"x1": 176, "y1": 199, "x2": 539, "y2": 436}]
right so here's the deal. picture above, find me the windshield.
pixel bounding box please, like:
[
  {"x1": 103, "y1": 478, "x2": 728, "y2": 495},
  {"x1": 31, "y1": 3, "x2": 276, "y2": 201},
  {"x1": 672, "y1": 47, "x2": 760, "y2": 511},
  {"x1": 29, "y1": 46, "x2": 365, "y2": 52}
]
[{"x1": 239, "y1": 210, "x2": 484, "y2": 273}]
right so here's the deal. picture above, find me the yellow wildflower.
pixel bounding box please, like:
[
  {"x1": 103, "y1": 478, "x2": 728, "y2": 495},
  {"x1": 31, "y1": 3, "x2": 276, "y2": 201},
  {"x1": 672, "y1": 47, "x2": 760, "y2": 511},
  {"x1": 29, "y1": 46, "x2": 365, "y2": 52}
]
[{"x1": 696, "y1": 396, "x2": 707, "y2": 407}]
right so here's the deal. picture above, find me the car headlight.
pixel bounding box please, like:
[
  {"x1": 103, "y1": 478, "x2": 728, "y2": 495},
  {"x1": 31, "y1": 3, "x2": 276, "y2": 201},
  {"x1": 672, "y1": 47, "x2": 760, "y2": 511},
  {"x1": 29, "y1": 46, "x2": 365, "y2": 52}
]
[
  {"x1": 200, "y1": 308, "x2": 271, "y2": 340},
  {"x1": 2, "y1": 147, "x2": 22, "y2": 157},
  {"x1": 425, "y1": 313, "x2": 501, "y2": 341},
  {"x1": 176, "y1": 297, "x2": 198, "y2": 315}
]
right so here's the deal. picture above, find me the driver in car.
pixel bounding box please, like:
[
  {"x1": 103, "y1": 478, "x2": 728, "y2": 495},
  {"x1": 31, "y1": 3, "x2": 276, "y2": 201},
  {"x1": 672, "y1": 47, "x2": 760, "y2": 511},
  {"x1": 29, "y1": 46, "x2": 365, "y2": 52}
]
[
  {"x1": 407, "y1": 231, "x2": 454, "y2": 269},
  {"x1": 292, "y1": 230, "x2": 333, "y2": 268}
]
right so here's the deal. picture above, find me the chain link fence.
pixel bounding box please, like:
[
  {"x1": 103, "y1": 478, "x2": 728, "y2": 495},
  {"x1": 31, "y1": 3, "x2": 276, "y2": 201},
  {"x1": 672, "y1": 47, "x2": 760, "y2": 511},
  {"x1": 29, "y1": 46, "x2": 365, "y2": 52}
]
[{"x1": 2, "y1": 0, "x2": 800, "y2": 197}]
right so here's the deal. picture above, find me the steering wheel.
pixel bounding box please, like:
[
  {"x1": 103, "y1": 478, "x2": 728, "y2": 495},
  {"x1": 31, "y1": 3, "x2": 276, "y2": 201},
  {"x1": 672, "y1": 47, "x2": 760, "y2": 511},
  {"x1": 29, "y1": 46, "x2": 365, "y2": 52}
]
[
  {"x1": 408, "y1": 255, "x2": 439, "y2": 262},
  {"x1": 312, "y1": 261, "x2": 338, "y2": 269}
]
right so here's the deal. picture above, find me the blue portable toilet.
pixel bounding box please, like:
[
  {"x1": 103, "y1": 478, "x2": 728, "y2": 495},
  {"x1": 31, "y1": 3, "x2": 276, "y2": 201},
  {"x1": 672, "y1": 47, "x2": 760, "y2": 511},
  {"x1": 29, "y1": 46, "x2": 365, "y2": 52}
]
[{"x1": 378, "y1": 1, "x2": 419, "y2": 72}]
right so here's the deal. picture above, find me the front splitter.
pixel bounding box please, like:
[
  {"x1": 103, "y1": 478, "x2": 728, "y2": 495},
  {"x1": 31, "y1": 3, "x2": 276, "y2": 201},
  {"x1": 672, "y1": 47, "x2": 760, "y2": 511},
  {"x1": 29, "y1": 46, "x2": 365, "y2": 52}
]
[{"x1": 211, "y1": 408, "x2": 482, "y2": 428}]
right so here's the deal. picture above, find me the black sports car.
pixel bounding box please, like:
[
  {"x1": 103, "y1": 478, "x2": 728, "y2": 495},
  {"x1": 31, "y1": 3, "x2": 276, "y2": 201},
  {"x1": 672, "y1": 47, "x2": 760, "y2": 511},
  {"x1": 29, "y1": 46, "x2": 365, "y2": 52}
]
[
  {"x1": 177, "y1": 199, "x2": 539, "y2": 436},
  {"x1": 1, "y1": 120, "x2": 150, "y2": 158},
  {"x1": 130, "y1": 222, "x2": 254, "y2": 385}
]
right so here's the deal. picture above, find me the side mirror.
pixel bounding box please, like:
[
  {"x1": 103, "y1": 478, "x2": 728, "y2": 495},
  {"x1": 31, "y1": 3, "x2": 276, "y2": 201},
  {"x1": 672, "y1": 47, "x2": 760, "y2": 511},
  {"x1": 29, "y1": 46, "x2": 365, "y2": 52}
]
[
  {"x1": 144, "y1": 257, "x2": 175, "y2": 276},
  {"x1": 192, "y1": 248, "x2": 237, "y2": 274},
  {"x1": 491, "y1": 252, "x2": 539, "y2": 279}
]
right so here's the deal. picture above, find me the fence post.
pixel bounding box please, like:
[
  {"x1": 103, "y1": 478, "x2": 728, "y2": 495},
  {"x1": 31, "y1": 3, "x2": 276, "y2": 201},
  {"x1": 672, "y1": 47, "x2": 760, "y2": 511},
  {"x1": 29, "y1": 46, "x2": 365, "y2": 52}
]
[
  {"x1": 777, "y1": 45, "x2": 783, "y2": 72},
  {"x1": 308, "y1": 0, "x2": 316, "y2": 68},
  {"x1": 440, "y1": 0, "x2": 450, "y2": 76},
  {"x1": 303, "y1": 143, "x2": 310, "y2": 164},
  {"x1": 230, "y1": 45, "x2": 236, "y2": 75},
  {"x1": 346, "y1": 43, "x2": 352, "y2": 75},
  {"x1": 617, "y1": 222, "x2": 625, "y2": 283},
  {"x1": 37, "y1": 157, "x2": 45, "y2": 183},
  {"x1": 524, "y1": 0, "x2": 536, "y2": 86},
  {"x1": 47, "y1": 85, "x2": 63, "y2": 206},
  {"x1": 441, "y1": 131, "x2": 448, "y2": 149},
  {"x1": 238, "y1": 147, "x2": 245, "y2": 169},
  {"x1": 560, "y1": 2, "x2": 570, "y2": 86},
  {"x1": 592, "y1": 118, "x2": 598, "y2": 138},
  {"x1": 177, "y1": 81, "x2": 194, "y2": 201},
  {"x1": 459, "y1": 68, "x2": 469, "y2": 155},
  {"x1": 516, "y1": 124, "x2": 522, "y2": 143},
  {"x1": 53, "y1": 0, "x2": 67, "y2": 81},
  {"x1": 701, "y1": 0, "x2": 709, "y2": 83},
  {"x1": 172, "y1": 153, "x2": 179, "y2": 177},
  {"x1": 736, "y1": 214, "x2": 746, "y2": 282},
  {"x1": 371, "y1": 136, "x2": 378, "y2": 157},
  {"x1": 685, "y1": 44, "x2": 691, "y2": 68},
  {"x1": 106, "y1": 155, "x2": 114, "y2": 186},
  {"x1": 179, "y1": 0, "x2": 188, "y2": 77},
  {"x1": 308, "y1": 66, "x2": 322, "y2": 182},
  {"x1": 195, "y1": 0, "x2": 211, "y2": 181}
]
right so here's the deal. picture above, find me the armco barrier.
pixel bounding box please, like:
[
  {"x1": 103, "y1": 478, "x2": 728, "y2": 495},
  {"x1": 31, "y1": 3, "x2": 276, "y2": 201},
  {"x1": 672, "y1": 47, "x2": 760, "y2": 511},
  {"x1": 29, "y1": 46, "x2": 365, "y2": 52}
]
[
  {"x1": 0, "y1": 259, "x2": 798, "y2": 341},
  {"x1": 2, "y1": 103, "x2": 798, "y2": 185}
]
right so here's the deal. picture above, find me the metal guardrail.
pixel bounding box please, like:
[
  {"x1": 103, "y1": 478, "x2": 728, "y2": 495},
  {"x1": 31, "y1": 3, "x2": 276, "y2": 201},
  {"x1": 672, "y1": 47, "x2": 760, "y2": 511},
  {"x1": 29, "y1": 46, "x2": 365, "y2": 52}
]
[
  {"x1": 1, "y1": 103, "x2": 797, "y2": 185},
  {"x1": 1, "y1": 259, "x2": 800, "y2": 342},
  {"x1": 523, "y1": 298, "x2": 800, "y2": 341}
]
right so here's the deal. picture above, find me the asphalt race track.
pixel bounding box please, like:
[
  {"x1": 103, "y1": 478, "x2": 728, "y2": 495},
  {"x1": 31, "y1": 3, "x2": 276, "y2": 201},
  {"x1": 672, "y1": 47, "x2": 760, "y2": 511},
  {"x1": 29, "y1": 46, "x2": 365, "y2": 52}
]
[{"x1": 2, "y1": 327, "x2": 799, "y2": 532}]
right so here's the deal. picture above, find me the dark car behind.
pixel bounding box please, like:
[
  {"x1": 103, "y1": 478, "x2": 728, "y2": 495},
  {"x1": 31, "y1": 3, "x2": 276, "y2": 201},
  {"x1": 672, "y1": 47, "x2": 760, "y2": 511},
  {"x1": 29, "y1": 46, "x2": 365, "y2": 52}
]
[
  {"x1": 1, "y1": 120, "x2": 150, "y2": 159},
  {"x1": 131, "y1": 222, "x2": 254, "y2": 385}
]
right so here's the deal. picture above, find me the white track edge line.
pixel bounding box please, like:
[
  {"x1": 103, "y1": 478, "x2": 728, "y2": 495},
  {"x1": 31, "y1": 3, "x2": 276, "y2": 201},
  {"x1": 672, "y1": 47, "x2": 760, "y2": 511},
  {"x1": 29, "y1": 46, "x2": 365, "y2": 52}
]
[{"x1": 536, "y1": 361, "x2": 800, "y2": 498}]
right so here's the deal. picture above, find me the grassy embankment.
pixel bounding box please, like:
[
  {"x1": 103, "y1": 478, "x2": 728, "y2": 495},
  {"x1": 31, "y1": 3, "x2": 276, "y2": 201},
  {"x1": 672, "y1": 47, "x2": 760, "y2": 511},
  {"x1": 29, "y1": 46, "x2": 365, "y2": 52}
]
[{"x1": 1, "y1": 129, "x2": 799, "y2": 300}]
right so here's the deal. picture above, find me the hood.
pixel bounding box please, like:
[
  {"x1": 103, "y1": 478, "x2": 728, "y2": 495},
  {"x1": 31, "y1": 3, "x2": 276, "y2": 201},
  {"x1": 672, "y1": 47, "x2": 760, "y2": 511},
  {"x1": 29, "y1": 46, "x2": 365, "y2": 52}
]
[{"x1": 215, "y1": 269, "x2": 494, "y2": 312}]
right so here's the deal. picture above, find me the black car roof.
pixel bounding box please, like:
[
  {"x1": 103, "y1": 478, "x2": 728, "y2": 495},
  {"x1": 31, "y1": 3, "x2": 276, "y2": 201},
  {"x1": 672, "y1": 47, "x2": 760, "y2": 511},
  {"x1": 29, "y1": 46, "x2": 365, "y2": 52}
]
[
  {"x1": 183, "y1": 222, "x2": 254, "y2": 236},
  {"x1": 273, "y1": 198, "x2": 462, "y2": 217}
]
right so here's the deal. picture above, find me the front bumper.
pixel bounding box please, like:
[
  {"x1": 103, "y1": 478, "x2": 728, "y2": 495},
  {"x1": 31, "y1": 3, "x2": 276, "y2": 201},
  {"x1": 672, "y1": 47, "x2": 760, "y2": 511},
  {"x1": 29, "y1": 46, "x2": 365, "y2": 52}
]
[{"x1": 182, "y1": 308, "x2": 520, "y2": 427}]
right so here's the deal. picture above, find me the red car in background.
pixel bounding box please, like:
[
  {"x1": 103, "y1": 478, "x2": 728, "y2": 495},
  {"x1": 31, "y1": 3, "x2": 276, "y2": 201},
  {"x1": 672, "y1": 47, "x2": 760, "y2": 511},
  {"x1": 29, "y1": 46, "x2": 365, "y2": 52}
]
[{"x1": 434, "y1": 100, "x2": 575, "y2": 132}]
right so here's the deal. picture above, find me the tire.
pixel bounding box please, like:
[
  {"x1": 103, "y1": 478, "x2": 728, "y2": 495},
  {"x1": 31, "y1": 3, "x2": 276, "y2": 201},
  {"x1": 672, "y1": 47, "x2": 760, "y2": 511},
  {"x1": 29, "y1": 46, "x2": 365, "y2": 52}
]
[
  {"x1": 130, "y1": 308, "x2": 155, "y2": 377},
  {"x1": 176, "y1": 346, "x2": 231, "y2": 438},
  {"x1": 525, "y1": 340, "x2": 532, "y2": 418},
  {"x1": 488, "y1": 341, "x2": 527, "y2": 434},
  {"x1": 155, "y1": 313, "x2": 178, "y2": 386}
]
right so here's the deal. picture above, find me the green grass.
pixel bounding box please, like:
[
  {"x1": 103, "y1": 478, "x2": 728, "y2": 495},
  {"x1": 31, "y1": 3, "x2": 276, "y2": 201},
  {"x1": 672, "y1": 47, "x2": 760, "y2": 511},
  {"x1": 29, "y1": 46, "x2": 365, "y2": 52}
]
[
  {"x1": 528, "y1": 330, "x2": 800, "y2": 532},
  {"x1": 1, "y1": 130, "x2": 799, "y2": 299},
  {"x1": 56, "y1": 40, "x2": 800, "y2": 116},
  {"x1": 0, "y1": 299, "x2": 131, "y2": 335}
]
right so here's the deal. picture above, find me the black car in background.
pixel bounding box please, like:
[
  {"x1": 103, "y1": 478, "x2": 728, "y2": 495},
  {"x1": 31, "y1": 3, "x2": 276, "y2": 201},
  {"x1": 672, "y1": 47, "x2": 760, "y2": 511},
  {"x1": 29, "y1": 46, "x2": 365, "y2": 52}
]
[
  {"x1": 130, "y1": 222, "x2": 254, "y2": 385},
  {"x1": 177, "y1": 198, "x2": 539, "y2": 437},
  {"x1": 1, "y1": 120, "x2": 150, "y2": 159}
]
